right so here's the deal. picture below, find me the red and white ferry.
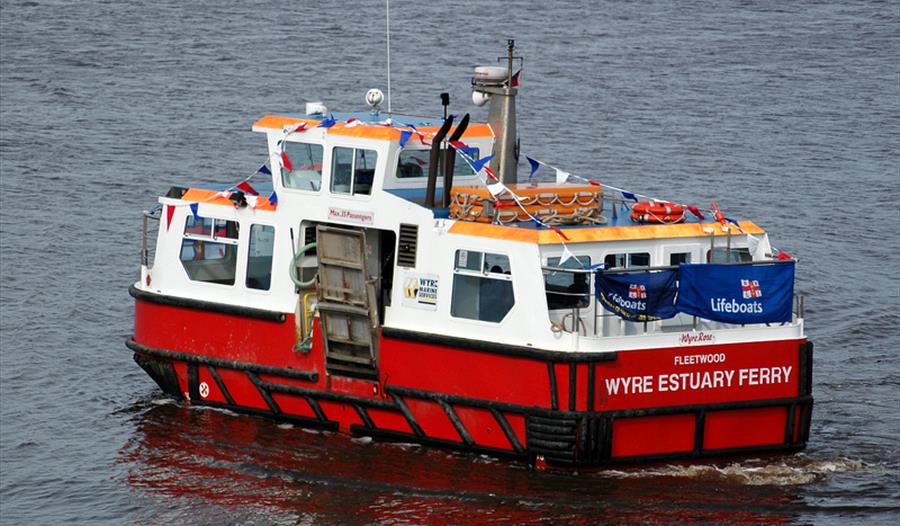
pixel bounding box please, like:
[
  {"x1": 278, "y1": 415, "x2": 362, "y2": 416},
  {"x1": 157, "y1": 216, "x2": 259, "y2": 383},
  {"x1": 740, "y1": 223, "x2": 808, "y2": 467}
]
[{"x1": 129, "y1": 42, "x2": 812, "y2": 467}]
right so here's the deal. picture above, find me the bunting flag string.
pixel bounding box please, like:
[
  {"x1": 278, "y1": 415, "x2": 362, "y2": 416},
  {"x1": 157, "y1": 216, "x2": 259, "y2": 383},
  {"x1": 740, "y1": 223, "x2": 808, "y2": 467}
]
[{"x1": 520, "y1": 153, "x2": 793, "y2": 259}]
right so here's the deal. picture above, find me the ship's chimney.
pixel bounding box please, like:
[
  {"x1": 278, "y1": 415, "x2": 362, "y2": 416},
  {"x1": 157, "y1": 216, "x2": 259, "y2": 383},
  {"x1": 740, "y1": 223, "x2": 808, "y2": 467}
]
[{"x1": 472, "y1": 40, "x2": 520, "y2": 184}]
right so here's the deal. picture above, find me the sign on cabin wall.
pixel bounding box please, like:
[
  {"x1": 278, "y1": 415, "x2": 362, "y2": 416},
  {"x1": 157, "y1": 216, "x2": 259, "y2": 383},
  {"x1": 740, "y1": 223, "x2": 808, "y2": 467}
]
[
  {"x1": 327, "y1": 207, "x2": 375, "y2": 225},
  {"x1": 402, "y1": 273, "x2": 439, "y2": 310}
]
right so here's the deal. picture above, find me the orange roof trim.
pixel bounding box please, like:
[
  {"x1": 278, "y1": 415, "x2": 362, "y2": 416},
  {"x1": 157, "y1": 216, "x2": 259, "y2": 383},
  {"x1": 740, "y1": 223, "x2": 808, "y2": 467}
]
[
  {"x1": 180, "y1": 188, "x2": 276, "y2": 212},
  {"x1": 252, "y1": 115, "x2": 494, "y2": 142},
  {"x1": 448, "y1": 220, "x2": 766, "y2": 244}
]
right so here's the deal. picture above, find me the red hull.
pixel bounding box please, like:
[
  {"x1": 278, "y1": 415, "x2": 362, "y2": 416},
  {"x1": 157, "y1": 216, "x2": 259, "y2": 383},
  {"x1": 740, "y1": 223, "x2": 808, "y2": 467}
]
[{"x1": 130, "y1": 289, "x2": 812, "y2": 466}]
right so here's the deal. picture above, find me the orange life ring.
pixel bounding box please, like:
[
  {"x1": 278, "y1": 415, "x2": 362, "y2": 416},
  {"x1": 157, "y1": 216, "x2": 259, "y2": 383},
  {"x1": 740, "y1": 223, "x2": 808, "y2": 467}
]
[{"x1": 630, "y1": 201, "x2": 686, "y2": 224}]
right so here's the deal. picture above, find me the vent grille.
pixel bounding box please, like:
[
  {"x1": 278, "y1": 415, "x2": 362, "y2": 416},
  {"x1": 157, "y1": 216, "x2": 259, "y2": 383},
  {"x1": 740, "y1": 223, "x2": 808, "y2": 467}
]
[{"x1": 397, "y1": 224, "x2": 418, "y2": 268}]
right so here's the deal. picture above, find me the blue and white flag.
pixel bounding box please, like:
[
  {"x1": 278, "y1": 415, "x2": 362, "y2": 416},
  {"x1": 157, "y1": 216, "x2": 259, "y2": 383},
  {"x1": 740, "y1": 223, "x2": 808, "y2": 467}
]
[
  {"x1": 526, "y1": 156, "x2": 540, "y2": 180},
  {"x1": 676, "y1": 262, "x2": 795, "y2": 324},
  {"x1": 596, "y1": 270, "x2": 678, "y2": 322}
]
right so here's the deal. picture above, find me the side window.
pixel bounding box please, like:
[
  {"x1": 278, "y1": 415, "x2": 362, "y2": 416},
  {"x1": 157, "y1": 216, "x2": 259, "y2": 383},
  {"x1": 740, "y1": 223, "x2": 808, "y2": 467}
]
[
  {"x1": 544, "y1": 256, "x2": 591, "y2": 310},
  {"x1": 396, "y1": 149, "x2": 479, "y2": 179},
  {"x1": 282, "y1": 142, "x2": 324, "y2": 191},
  {"x1": 180, "y1": 216, "x2": 239, "y2": 285},
  {"x1": 450, "y1": 250, "x2": 514, "y2": 323},
  {"x1": 670, "y1": 252, "x2": 692, "y2": 266},
  {"x1": 246, "y1": 224, "x2": 275, "y2": 290},
  {"x1": 331, "y1": 146, "x2": 378, "y2": 196},
  {"x1": 707, "y1": 247, "x2": 752, "y2": 263},
  {"x1": 604, "y1": 252, "x2": 651, "y2": 269}
]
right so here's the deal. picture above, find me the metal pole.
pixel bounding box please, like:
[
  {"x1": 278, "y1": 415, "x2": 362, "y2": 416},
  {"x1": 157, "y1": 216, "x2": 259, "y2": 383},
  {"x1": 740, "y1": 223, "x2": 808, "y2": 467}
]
[
  {"x1": 386, "y1": 0, "x2": 391, "y2": 113},
  {"x1": 141, "y1": 214, "x2": 149, "y2": 266}
]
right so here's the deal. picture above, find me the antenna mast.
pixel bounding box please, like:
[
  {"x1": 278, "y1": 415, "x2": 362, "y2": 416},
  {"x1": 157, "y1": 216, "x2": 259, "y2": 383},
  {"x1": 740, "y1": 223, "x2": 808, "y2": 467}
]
[{"x1": 386, "y1": 0, "x2": 392, "y2": 113}]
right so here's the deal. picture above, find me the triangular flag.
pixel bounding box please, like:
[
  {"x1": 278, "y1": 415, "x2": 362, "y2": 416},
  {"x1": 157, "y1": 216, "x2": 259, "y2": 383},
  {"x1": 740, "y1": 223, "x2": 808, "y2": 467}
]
[
  {"x1": 622, "y1": 191, "x2": 639, "y2": 202},
  {"x1": 165, "y1": 205, "x2": 174, "y2": 231},
  {"x1": 509, "y1": 69, "x2": 521, "y2": 88},
  {"x1": 345, "y1": 118, "x2": 360, "y2": 128},
  {"x1": 399, "y1": 130, "x2": 412, "y2": 149},
  {"x1": 449, "y1": 141, "x2": 478, "y2": 158},
  {"x1": 725, "y1": 217, "x2": 744, "y2": 232},
  {"x1": 318, "y1": 114, "x2": 336, "y2": 128},
  {"x1": 526, "y1": 156, "x2": 540, "y2": 180},
  {"x1": 777, "y1": 250, "x2": 792, "y2": 261},
  {"x1": 550, "y1": 226, "x2": 569, "y2": 240},
  {"x1": 487, "y1": 181, "x2": 507, "y2": 196},
  {"x1": 258, "y1": 164, "x2": 271, "y2": 175},
  {"x1": 189, "y1": 203, "x2": 200, "y2": 220},
  {"x1": 269, "y1": 191, "x2": 278, "y2": 207},
  {"x1": 686, "y1": 205, "x2": 704, "y2": 220},
  {"x1": 559, "y1": 245, "x2": 576, "y2": 266},
  {"x1": 555, "y1": 168, "x2": 570, "y2": 185},
  {"x1": 483, "y1": 166, "x2": 498, "y2": 181},
  {"x1": 471, "y1": 153, "x2": 495, "y2": 173},
  {"x1": 246, "y1": 195, "x2": 259, "y2": 209},
  {"x1": 281, "y1": 151, "x2": 293, "y2": 172},
  {"x1": 236, "y1": 181, "x2": 259, "y2": 196}
]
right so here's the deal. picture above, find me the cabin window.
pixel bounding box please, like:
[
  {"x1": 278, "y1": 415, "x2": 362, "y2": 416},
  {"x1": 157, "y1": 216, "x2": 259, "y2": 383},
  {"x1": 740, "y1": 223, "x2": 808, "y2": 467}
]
[
  {"x1": 450, "y1": 249, "x2": 514, "y2": 323},
  {"x1": 332, "y1": 147, "x2": 377, "y2": 196},
  {"x1": 246, "y1": 224, "x2": 275, "y2": 290},
  {"x1": 180, "y1": 216, "x2": 239, "y2": 285},
  {"x1": 396, "y1": 149, "x2": 479, "y2": 179},
  {"x1": 669, "y1": 252, "x2": 692, "y2": 266},
  {"x1": 604, "y1": 252, "x2": 651, "y2": 269},
  {"x1": 707, "y1": 247, "x2": 752, "y2": 263},
  {"x1": 281, "y1": 142, "x2": 324, "y2": 191},
  {"x1": 544, "y1": 256, "x2": 592, "y2": 310}
]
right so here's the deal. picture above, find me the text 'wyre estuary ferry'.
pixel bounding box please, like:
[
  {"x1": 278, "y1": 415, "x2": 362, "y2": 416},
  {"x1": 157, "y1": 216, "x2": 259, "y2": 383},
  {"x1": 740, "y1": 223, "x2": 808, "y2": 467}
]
[{"x1": 129, "y1": 41, "x2": 812, "y2": 467}]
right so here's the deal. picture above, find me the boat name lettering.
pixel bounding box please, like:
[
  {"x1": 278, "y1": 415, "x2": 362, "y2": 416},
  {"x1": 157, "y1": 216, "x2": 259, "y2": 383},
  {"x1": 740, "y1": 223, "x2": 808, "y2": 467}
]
[
  {"x1": 678, "y1": 331, "x2": 717, "y2": 346},
  {"x1": 674, "y1": 351, "x2": 724, "y2": 365},
  {"x1": 327, "y1": 207, "x2": 374, "y2": 225},
  {"x1": 603, "y1": 366, "x2": 792, "y2": 396}
]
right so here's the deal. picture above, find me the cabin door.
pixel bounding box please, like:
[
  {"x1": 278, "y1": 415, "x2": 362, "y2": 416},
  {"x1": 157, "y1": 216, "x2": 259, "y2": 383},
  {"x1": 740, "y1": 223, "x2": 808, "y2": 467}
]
[{"x1": 315, "y1": 225, "x2": 379, "y2": 378}]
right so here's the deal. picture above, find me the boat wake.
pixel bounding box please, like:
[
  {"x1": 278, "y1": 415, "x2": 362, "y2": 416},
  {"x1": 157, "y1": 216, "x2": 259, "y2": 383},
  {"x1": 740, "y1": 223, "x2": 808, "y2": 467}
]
[{"x1": 600, "y1": 455, "x2": 876, "y2": 486}]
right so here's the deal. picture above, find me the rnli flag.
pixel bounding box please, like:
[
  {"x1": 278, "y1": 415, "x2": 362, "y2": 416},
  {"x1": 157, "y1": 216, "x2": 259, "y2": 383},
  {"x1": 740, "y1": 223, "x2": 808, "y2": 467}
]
[
  {"x1": 596, "y1": 270, "x2": 678, "y2": 322},
  {"x1": 675, "y1": 262, "x2": 795, "y2": 324}
]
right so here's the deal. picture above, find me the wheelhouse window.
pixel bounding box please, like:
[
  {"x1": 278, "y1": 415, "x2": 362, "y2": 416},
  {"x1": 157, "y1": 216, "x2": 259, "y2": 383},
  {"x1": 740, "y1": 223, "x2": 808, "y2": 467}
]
[
  {"x1": 246, "y1": 224, "x2": 275, "y2": 290},
  {"x1": 450, "y1": 249, "x2": 514, "y2": 323},
  {"x1": 180, "y1": 216, "x2": 239, "y2": 285},
  {"x1": 544, "y1": 256, "x2": 591, "y2": 310},
  {"x1": 396, "y1": 149, "x2": 479, "y2": 179},
  {"x1": 281, "y1": 142, "x2": 324, "y2": 191},
  {"x1": 332, "y1": 147, "x2": 377, "y2": 195},
  {"x1": 707, "y1": 247, "x2": 752, "y2": 263},
  {"x1": 604, "y1": 252, "x2": 651, "y2": 269}
]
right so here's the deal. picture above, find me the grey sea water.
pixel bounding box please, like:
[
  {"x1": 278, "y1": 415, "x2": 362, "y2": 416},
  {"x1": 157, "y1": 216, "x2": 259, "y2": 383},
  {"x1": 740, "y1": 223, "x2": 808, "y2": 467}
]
[{"x1": 1, "y1": 0, "x2": 898, "y2": 524}]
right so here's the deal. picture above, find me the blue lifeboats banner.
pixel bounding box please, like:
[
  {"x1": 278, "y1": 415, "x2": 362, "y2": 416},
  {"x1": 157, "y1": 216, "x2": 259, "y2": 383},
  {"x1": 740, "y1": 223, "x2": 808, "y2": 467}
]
[
  {"x1": 676, "y1": 262, "x2": 795, "y2": 324},
  {"x1": 596, "y1": 270, "x2": 679, "y2": 322}
]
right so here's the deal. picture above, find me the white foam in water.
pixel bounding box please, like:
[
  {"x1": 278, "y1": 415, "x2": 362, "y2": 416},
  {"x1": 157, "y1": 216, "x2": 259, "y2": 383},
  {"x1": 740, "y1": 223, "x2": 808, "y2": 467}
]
[{"x1": 600, "y1": 456, "x2": 873, "y2": 486}]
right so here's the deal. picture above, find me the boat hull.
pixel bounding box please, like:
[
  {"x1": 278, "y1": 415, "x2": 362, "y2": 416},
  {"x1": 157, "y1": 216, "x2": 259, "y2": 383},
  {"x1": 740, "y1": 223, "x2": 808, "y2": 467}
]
[{"x1": 130, "y1": 288, "x2": 812, "y2": 467}]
